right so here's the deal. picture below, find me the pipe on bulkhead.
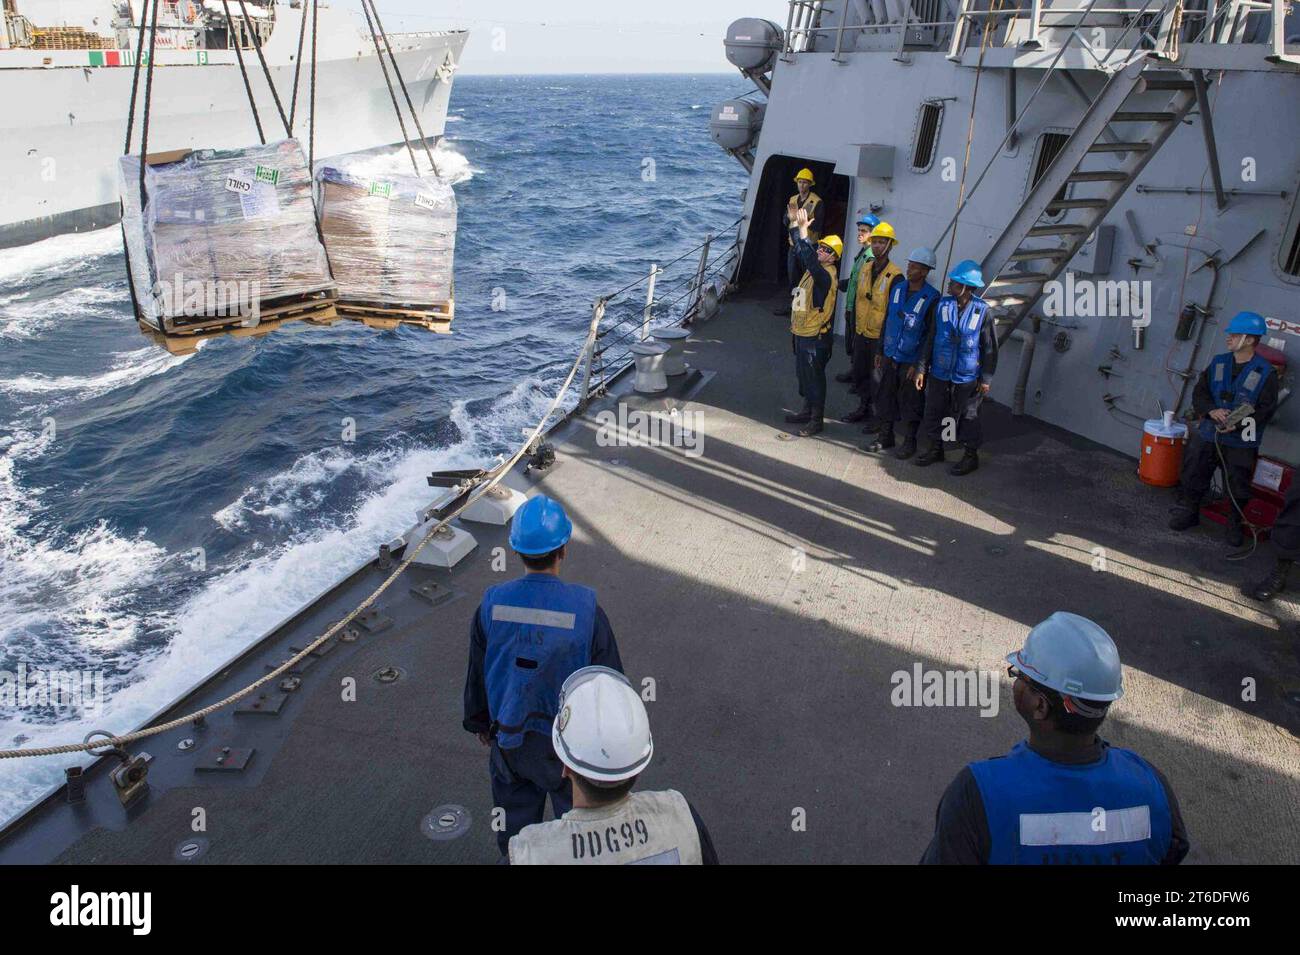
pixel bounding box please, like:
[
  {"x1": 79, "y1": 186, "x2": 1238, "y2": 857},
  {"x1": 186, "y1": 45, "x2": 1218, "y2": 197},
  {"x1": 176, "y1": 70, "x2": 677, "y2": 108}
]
[{"x1": 1009, "y1": 328, "x2": 1036, "y2": 416}]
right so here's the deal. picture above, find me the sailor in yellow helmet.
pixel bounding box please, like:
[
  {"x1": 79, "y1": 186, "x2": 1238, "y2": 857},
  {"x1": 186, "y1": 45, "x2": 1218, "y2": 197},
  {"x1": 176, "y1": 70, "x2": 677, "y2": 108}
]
[
  {"x1": 843, "y1": 221, "x2": 905, "y2": 432},
  {"x1": 773, "y1": 168, "x2": 825, "y2": 315},
  {"x1": 784, "y1": 204, "x2": 841, "y2": 437}
]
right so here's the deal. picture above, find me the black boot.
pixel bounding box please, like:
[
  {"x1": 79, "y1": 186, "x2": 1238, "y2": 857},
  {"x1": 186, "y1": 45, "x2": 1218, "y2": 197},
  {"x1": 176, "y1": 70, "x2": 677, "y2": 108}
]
[
  {"x1": 842, "y1": 403, "x2": 871, "y2": 423},
  {"x1": 913, "y1": 446, "x2": 945, "y2": 467},
  {"x1": 798, "y1": 408, "x2": 824, "y2": 437},
  {"x1": 1225, "y1": 518, "x2": 1246, "y2": 549},
  {"x1": 950, "y1": 449, "x2": 980, "y2": 476},
  {"x1": 894, "y1": 434, "x2": 917, "y2": 460},
  {"x1": 860, "y1": 418, "x2": 883, "y2": 435},
  {"x1": 866, "y1": 429, "x2": 896, "y2": 453},
  {"x1": 784, "y1": 403, "x2": 812, "y2": 424},
  {"x1": 834, "y1": 371, "x2": 853, "y2": 383},
  {"x1": 1245, "y1": 561, "x2": 1290, "y2": 601},
  {"x1": 1168, "y1": 507, "x2": 1200, "y2": 531}
]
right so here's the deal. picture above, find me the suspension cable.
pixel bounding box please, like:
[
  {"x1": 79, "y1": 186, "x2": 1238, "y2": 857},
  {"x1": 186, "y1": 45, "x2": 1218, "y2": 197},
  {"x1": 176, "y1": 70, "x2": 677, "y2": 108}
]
[
  {"x1": 365, "y1": 0, "x2": 441, "y2": 177},
  {"x1": 288, "y1": 0, "x2": 309, "y2": 133},
  {"x1": 309, "y1": 0, "x2": 318, "y2": 171},
  {"x1": 360, "y1": 0, "x2": 421, "y2": 176},
  {"x1": 137, "y1": 0, "x2": 161, "y2": 215},
  {"x1": 222, "y1": 0, "x2": 265, "y2": 144},
  {"x1": 237, "y1": 0, "x2": 292, "y2": 138},
  {"x1": 942, "y1": 0, "x2": 1003, "y2": 282}
]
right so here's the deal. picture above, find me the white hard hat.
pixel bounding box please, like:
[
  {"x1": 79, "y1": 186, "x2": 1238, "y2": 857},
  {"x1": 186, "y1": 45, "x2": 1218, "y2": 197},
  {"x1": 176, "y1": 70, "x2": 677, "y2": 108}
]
[
  {"x1": 552, "y1": 666, "x2": 653, "y2": 784},
  {"x1": 1007, "y1": 612, "x2": 1124, "y2": 704},
  {"x1": 908, "y1": 246, "x2": 938, "y2": 270}
]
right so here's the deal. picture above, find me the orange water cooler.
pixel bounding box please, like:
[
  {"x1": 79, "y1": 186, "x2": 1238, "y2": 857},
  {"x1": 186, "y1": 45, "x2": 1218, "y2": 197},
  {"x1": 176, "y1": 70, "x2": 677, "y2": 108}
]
[{"x1": 1138, "y1": 416, "x2": 1188, "y2": 487}]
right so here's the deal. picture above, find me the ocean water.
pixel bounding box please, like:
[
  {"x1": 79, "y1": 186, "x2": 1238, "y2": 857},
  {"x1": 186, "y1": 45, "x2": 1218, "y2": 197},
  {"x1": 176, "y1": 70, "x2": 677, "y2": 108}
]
[{"x1": 0, "y1": 74, "x2": 749, "y2": 823}]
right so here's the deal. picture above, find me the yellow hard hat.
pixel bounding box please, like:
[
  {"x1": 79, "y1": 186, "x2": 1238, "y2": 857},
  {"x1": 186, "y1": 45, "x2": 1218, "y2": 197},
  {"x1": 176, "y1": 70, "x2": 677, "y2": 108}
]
[
  {"x1": 868, "y1": 222, "x2": 896, "y2": 243},
  {"x1": 794, "y1": 168, "x2": 815, "y2": 184},
  {"x1": 818, "y1": 235, "x2": 843, "y2": 258}
]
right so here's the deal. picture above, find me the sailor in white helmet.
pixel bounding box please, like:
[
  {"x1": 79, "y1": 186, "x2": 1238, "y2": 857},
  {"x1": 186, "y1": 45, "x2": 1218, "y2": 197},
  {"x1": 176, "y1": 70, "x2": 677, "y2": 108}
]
[
  {"x1": 921, "y1": 613, "x2": 1189, "y2": 865},
  {"x1": 508, "y1": 666, "x2": 719, "y2": 865}
]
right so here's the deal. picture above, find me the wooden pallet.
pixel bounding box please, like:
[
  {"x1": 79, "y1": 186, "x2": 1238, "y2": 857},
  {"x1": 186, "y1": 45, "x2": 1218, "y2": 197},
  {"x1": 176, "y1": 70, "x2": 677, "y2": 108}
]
[
  {"x1": 337, "y1": 300, "x2": 454, "y2": 334},
  {"x1": 139, "y1": 300, "x2": 340, "y2": 355},
  {"x1": 159, "y1": 289, "x2": 340, "y2": 335}
]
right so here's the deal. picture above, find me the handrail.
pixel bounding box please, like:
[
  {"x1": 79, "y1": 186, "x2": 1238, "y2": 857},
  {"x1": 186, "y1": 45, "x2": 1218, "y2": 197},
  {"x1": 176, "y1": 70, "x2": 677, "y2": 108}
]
[
  {"x1": 781, "y1": 0, "x2": 1286, "y2": 53},
  {"x1": 578, "y1": 223, "x2": 743, "y2": 409}
]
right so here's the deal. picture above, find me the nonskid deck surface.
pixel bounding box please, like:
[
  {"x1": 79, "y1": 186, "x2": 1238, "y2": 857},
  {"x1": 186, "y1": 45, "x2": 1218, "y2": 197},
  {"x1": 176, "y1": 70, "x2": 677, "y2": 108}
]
[{"x1": 14, "y1": 291, "x2": 1300, "y2": 864}]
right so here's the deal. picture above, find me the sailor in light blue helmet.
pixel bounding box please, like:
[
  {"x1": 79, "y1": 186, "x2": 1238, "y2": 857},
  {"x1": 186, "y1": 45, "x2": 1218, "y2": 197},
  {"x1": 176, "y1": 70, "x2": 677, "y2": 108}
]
[
  {"x1": 834, "y1": 211, "x2": 885, "y2": 386},
  {"x1": 922, "y1": 612, "x2": 1189, "y2": 865},
  {"x1": 914, "y1": 258, "x2": 998, "y2": 476},
  {"x1": 462, "y1": 494, "x2": 625, "y2": 858},
  {"x1": 1169, "y1": 309, "x2": 1279, "y2": 549}
]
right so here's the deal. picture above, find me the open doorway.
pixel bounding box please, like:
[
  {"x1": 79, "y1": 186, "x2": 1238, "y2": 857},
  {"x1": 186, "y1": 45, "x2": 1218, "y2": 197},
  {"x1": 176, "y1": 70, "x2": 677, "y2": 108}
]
[{"x1": 739, "y1": 155, "x2": 851, "y2": 289}]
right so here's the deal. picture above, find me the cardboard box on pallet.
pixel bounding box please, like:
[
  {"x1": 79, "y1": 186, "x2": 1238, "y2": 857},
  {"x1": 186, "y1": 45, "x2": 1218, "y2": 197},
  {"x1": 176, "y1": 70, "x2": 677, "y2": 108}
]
[
  {"x1": 120, "y1": 139, "x2": 336, "y2": 332},
  {"x1": 315, "y1": 161, "x2": 457, "y2": 311}
]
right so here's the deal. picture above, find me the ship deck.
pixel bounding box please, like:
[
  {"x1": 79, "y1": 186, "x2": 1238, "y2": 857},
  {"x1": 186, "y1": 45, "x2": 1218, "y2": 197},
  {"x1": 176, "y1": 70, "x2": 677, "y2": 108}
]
[{"x1": 5, "y1": 290, "x2": 1299, "y2": 864}]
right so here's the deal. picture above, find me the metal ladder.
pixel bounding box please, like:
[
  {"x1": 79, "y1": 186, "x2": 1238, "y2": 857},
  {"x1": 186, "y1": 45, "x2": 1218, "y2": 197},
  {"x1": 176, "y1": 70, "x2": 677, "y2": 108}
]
[{"x1": 978, "y1": 55, "x2": 1198, "y2": 340}]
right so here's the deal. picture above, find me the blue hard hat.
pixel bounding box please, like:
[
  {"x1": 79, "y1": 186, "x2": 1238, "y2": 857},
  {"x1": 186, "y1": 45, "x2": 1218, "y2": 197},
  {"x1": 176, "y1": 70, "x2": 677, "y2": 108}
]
[
  {"x1": 1226, "y1": 310, "x2": 1267, "y2": 337},
  {"x1": 509, "y1": 494, "x2": 573, "y2": 555},
  {"x1": 856, "y1": 213, "x2": 880, "y2": 228},
  {"x1": 948, "y1": 259, "x2": 985, "y2": 288}
]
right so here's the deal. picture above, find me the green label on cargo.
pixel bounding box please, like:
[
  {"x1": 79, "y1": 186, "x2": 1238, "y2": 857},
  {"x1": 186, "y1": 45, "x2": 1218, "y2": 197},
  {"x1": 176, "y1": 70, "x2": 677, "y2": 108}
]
[
  {"x1": 369, "y1": 181, "x2": 393, "y2": 199},
  {"x1": 254, "y1": 165, "x2": 280, "y2": 186}
]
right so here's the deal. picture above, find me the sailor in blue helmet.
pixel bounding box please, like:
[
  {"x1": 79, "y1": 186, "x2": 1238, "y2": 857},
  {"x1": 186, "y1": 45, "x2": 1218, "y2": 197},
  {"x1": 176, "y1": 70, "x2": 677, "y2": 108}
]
[
  {"x1": 865, "y1": 246, "x2": 942, "y2": 459},
  {"x1": 914, "y1": 259, "x2": 998, "y2": 476},
  {"x1": 834, "y1": 212, "x2": 882, "y2": 388},
  {"x1": 921, "y1": 613, "x2": 1189, "y2": 865},
  {"x1": 1169, "y1": 310, "x2": 1279, "y2": 548},
  {"x1": 462, "y1": 494, "x2": 624, "y2": 857}
]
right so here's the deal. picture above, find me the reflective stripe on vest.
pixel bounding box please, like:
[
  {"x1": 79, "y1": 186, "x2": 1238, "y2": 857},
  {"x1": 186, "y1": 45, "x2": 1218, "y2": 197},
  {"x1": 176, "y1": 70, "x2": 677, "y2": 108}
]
[
  {"x1": 508, "y1": 790, "x2": 704, "y2": 865},
  {"x1": 854, "y1": 260, "x2": 903, "y2": 339},
  {"x1": 791, "y1": 259, "x2": 838, "y2": 338},
  {"x1": 930, "y1": 295, "x2": 989, "y2": 384},
  {"x1": 482, "y1": 574, "x2": 596, "y2": 749},
  {"x1": 1196, "y1": 352, "x2": 1274, "y2": 448},
  {"x1": 968, "y1": 741, "x2": 1173, "y2": 865},
  {"x1": 882, "y1": 281, "x2": 941, "y2": 365}
]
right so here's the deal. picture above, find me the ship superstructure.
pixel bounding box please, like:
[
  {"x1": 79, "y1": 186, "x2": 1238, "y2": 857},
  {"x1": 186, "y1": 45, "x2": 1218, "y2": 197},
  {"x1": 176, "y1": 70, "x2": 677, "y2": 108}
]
[
  {"x1": 0, "y1": 0, "x2": 466, "y2": 246},
  {"x1": 712, "y1": 1, "x2": 1300, "y2": 461}
]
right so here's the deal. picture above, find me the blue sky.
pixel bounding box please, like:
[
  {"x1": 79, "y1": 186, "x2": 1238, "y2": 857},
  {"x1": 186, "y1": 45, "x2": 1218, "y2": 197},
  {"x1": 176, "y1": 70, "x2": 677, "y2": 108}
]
[{"x1": 357, "y1": 1, "x2": 791, "y2": 74}]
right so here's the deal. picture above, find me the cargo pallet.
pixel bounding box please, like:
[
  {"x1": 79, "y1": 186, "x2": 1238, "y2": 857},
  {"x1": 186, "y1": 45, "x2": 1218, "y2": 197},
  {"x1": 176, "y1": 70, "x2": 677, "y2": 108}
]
[
  {"x1": 137, "y1": 290, "x2": 340, "y2": 355},
  {"x1": 337, "y1": 299, "x2": 454, "y2": 334}
]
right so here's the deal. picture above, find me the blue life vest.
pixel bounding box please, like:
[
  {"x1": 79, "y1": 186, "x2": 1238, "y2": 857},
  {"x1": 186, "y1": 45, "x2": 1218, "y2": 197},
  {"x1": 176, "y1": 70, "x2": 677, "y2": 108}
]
[
  {"x1": 930, "y1": 295, "x2": 989, "y2": 384},
  {"x1": 882, "y1": 281, "x2": 941, "y2": 365},
  {"x1": 481, "y1": 574, "x2": 596, "y2": 749},
  {"x1": 969, "y1": 741, "x2": 1173, "y2": 865},
  {"x1": 1196, "y1": 352, "x2": 1274, "y2": 448}
]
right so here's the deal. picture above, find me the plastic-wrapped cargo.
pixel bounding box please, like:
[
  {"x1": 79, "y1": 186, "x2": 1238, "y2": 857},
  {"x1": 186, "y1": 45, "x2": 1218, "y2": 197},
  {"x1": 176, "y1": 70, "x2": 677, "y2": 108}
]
[
  {"x1": 120, "y1": 138, "x2": 336, "y2": 334},
  {"x1": 315, "y1": 159, "x2": 457, "y2": 325}
]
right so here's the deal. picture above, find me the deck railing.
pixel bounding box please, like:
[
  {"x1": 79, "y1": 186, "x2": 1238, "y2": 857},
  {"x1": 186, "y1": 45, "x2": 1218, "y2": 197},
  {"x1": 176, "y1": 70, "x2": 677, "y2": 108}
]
[
  {"x1": 780, "y1": 0, "x2": 1295, "y2": 60},
  {"x1": 577, "y1": 220, "x2": 744, "y2": 411}
]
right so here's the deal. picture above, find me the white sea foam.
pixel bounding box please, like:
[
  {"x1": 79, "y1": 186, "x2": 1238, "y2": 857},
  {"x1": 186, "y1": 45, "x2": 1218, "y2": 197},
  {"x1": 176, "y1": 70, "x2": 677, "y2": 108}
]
[
  {"x1": 0, "y1": 347, "x2": 190, "y2": 405},
  {"x1": 328, "y1": 140, "x2": 475, "y2": 186},
  {"x1": 0, "y1": 228, "x2": 121, "y2": 290},
  {"x1": 0, "y1": 374, "x2": 566, "y2": 824}
]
